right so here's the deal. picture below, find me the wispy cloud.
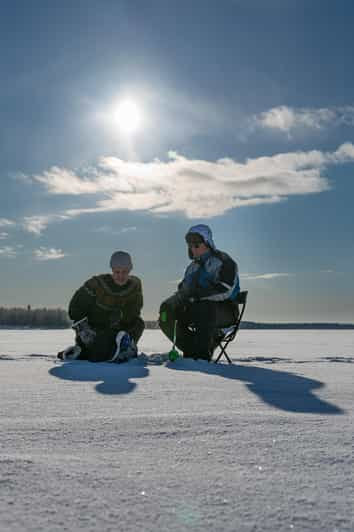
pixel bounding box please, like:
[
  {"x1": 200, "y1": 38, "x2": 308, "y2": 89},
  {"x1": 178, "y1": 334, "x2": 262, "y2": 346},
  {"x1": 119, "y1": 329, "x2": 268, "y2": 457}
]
[
  {"x1": 24, "y1": 143, "x2": 354, "y2": 222},
  {"x1": 241, "y1": 270, "x2": 341, "y2": 280},
  {"x1": 0, "y1": 232, "x2": 9, "y2": 240},
  {"x1": 255, "y1": 105, "x2": 354, "y2": 133},
  {"x1": 94, "y1": 225, "x2": 137, "y2": 235},
  {"x1": 11, "y1": 171, "x2": 32, "y2": 183},
  {"x1": 33, "y1": 247, "x2": 66, "y2": 261},
  {"x1": 0, "y1": 218, "x2": 15, "y2": 227},
  {"x1": 0, "y1": 246, "x2": 17, "y2": 258},
  {"x1": 120, "y1": 226, "x2": 137, "y2": 233},
  {"x1": 22, "y1": 214, "x2": 70, "y2": 235},
  {"x1": 241, "y1": 272, "x2": 294, "y2": 280}
]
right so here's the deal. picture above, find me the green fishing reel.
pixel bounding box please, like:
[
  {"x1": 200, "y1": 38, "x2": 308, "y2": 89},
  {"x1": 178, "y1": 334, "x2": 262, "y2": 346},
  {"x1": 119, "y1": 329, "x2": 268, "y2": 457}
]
[{"x1": 168, "y1": 348, "x2": 180, "y2": 362}]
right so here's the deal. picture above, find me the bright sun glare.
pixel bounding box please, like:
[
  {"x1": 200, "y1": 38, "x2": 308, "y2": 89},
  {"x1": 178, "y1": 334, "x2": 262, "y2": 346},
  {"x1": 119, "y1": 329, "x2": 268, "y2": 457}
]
[{"x1": 114, "y1": 99, "x2": 142, "y2": 135}]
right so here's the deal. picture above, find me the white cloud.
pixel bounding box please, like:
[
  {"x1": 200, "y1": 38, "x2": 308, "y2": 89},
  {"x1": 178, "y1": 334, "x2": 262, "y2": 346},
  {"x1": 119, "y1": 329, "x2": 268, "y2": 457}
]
[
  {"x1": 22, "y1": 214, "x2": 70, "y2": 235},
  {"x1": 257, "y1": 106, "x2": 299, "y2": 132},
  {"x1": 120, "y1": 226, "x2": 137, "y2": 233},
  {"x1": 94, "y1": 225, "x2": 137, "y2": 235},
  {"x1": 24, "y1": 143, "x2": 354, "y2": 222},
  {"x1": 0, "y1": 246, "x2": 17, "y2": 258},
  {"x1": 0, "y1": 232, "x2": 9, "y2": 239},
  {"x1": 241, "y1": 273, "x2": 294, "y2": 280},
  {"x1": 256, "y1": 105, "x2": 354, "y2": 133},
  {"x1": 23, "y1": 217, "x2": 49, "y2": 235},
  {"x1": 33, "y1": 247, "x2": 66, "y2": 261},
  {"x1": 0, "y1": 218, "x2": 15, "y2": 227},
  {"x1": 32, "y1": 167, "x2": 100, "y2": 195}
]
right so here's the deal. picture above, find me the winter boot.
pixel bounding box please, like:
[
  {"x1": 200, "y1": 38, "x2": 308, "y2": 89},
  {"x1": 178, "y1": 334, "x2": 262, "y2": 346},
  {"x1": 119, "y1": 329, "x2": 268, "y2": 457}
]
[
  {"x1": 110, "y1": 331, "x2": 138, "y2": 363},
  {"x1": 57, "y1": 345, "x2": 82, "y2": 361}
]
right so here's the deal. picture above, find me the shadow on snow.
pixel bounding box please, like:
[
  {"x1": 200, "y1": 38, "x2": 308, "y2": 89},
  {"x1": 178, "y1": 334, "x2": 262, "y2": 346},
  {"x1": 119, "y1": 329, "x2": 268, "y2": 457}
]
[
  {"x1": 49, "y1": 356, "x2": 344, "y2": 414},
  {"x1": 49, "y1": 360, "x2": 149, "y2": 395},
  {"x1": 165, "y1": 359, "x2": 344, "y2": 415}
]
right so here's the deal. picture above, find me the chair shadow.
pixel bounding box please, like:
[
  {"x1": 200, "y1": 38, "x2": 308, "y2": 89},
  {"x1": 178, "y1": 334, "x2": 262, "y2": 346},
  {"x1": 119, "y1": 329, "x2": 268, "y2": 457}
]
[
  {"x1": 49, "y1": 359, "x2": 149, "y2": 395},
  {"x1": 166, "y1": 359, "x2": 344, "y2": 415}
]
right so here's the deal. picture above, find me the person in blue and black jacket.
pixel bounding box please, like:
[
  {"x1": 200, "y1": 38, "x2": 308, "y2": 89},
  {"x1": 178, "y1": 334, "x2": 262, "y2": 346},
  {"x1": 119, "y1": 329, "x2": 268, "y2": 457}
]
[{"x1": 159, "y1": 224, "x2": 240, "y2": 361}]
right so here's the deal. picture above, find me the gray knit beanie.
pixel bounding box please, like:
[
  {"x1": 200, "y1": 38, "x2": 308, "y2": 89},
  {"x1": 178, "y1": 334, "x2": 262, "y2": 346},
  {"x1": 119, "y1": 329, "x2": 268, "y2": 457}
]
[{"x1": 109, "y1": 251, "x2": 133, "y2": 270}]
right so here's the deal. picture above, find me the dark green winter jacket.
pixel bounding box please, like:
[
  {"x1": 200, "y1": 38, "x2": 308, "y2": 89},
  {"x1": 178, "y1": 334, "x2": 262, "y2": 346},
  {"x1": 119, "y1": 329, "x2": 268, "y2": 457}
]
[{"x1": 68, "y1": 274, "x2": 143, "y2": 332}]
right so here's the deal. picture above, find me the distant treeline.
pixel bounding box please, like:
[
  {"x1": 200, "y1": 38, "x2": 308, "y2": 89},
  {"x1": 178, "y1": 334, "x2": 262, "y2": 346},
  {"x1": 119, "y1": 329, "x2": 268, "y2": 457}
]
[
  {"x1": 0, "y1": 306, "x2": 70, "y2": 328},
  {"x1": 0, "y1": 308, "x2": 353, "y2": 329},
  {"x1": 241, "y1": 321, "x2": 354, "y2": 330},
  {"x1": 0, "y1": 307, "x2": 159, "y2": 329}
]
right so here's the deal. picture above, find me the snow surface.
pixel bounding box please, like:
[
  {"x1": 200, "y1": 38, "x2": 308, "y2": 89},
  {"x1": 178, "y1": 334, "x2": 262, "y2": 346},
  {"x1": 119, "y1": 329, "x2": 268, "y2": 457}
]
[{"x1": 0, "y1": 328, "x2": 353, "y2": 532}]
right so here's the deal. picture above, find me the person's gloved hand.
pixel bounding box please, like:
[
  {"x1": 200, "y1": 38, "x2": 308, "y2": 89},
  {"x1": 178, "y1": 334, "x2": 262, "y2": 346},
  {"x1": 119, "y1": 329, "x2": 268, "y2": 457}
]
[
  {"x1": 179, "y1": 285, "x2": 200, "y2": 304},
  {"x1": 188, "y1": 295, "x2": 200, "y2": 303},
  {"x1": 72, "y1": 317, "x2": 96, "y2": 346},
  {"x1": 161, "y1": 290, "x2": 188, "y2": 312},
  {"x1": 109, "y1": 309, "x2": 123, "y2": 330}
]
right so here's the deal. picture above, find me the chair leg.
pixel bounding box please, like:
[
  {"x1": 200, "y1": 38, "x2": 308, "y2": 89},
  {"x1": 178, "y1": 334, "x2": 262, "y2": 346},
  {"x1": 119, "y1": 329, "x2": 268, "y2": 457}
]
[{"x1": 214, "y1": 343, "x2": 233, "y2": 364}]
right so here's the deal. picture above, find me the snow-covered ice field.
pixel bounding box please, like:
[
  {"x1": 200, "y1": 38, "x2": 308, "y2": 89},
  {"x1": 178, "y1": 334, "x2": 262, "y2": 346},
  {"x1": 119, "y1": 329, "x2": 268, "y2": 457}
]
[{"x1": 0, "y1": 328, "x2": 353, "y2": 532}]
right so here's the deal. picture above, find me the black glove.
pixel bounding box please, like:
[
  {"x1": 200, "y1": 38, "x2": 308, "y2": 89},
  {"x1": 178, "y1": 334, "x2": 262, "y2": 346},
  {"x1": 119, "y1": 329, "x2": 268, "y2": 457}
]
[
  {"x1": 162, "y1": 291, "x2": 188, "y2": 312},
  {"x1": 109, "y1": 309, "x2": 123, "y2": 330},
  {"x1": 72, "y1": 317, "x2": 96, "y2": 346}
]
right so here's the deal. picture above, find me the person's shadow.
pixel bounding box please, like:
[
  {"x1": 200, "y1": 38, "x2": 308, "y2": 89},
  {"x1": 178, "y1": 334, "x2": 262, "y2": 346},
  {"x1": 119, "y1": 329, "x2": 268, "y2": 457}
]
[
  {"x1": 49, "y1": 359, "x2": 149, "y2": 395},
  {"x1": 166, "y1": 359, "x2": 344, "y2": 414}
]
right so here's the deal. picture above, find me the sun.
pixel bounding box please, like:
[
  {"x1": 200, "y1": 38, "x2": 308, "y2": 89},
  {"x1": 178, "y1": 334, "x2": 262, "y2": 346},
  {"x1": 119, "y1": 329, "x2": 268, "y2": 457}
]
[{"x1": 113, "y1": 99, "x2": 142, "y2": 135}]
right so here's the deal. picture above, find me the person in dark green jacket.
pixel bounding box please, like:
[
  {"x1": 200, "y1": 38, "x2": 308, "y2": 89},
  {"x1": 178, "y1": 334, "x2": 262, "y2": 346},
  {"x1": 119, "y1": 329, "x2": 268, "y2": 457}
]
[{"x1": 58, "y1": 251, "x2": 144, "y2": 362}]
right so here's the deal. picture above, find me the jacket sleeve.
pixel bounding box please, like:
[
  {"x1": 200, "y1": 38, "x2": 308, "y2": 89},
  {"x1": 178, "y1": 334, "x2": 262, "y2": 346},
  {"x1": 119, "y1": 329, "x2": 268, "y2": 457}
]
[
  {"x1": 121, "y1": 278, "x2": 143, "y2": 326},
  {"x1": 177, "y1": 265, "x2": 223, "y2": 299},
  {"x1": 197, "y1": 258, "x2": 236, "y2": 299},
  {"x1": 180, "y1": 254, "x2": 238, "y2": 302},
  {"x1": 68, "y1": 280, "x2": 96, "y2": 322},
  {"x1": 177, "y1": 265, "x2": 200, "y2": 294}
]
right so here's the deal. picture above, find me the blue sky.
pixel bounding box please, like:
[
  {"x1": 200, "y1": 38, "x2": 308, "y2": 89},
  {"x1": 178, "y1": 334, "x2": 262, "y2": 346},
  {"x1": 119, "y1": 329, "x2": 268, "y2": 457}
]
[{"x1": 1, "y1": 0, "x2": 354, "y2": 322}]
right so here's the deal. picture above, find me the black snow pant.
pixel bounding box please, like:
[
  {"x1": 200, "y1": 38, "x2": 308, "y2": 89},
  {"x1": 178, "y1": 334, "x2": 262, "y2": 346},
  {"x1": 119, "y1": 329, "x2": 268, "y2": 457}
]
[
  {"x1": 159, "y1": 299, "x2": 238, "y2": 361},
  {"x1": 77, "y1": 317, "x2": 145, "y2": 362}
]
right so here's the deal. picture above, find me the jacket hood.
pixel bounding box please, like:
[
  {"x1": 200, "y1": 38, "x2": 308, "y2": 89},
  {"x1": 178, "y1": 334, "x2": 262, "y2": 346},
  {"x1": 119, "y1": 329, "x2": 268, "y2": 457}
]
[{"x1": 185, "y1": 224, "x2": 216, "y2": 250}]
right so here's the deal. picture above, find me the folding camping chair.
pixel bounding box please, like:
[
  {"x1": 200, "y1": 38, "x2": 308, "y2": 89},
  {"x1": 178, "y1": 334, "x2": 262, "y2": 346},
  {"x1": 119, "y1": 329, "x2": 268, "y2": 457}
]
[{"x1": 212, "y1": 290, "x2": 248, "y2": 364}]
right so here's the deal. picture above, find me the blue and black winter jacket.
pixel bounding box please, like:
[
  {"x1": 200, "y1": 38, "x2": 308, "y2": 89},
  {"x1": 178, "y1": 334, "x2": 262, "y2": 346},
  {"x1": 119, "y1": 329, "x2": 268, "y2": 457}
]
[{"x1": 179, "y1": 249, "x2": 240, "y2": 303}]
